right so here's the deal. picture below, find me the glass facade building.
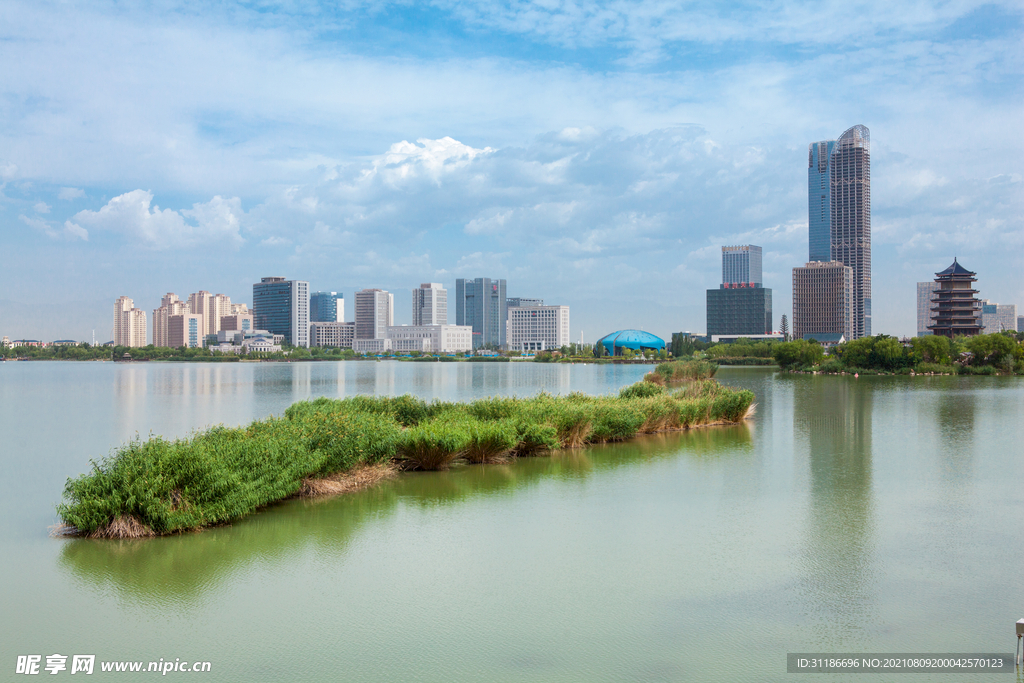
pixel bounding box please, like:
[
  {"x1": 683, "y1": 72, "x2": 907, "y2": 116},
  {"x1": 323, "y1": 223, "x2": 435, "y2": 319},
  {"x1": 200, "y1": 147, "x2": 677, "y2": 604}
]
[
  {"x1": 455, "y1": 278, "x2": 507, "y2": 349},
  {"x1": 722, "y1": 245, "x2": 762, "y2": 287},
  {"x1": 807, "y1": 125, "x2": 871, "y2": 339},
  {"x1": 310, "y1": 291, "x2": 344, "y2": 323},
  {"x1": 252, "y1": 277, "x2": 309, "y2": 347},
  {"x1": 706, "y1": 288, "x2": 773, "y2": 337}
]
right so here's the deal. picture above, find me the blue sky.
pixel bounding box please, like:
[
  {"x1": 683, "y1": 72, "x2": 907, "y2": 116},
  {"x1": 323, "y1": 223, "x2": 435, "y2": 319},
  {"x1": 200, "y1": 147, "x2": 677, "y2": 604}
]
[{"x1": 1, "y1": 0, "x2": 1021, "y2": 342}]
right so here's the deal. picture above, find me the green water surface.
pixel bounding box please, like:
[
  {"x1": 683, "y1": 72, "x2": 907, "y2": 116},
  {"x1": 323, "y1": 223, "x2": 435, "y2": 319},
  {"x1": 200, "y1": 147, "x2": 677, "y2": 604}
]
[{"x1": 0, "y1": 362, "x2": 1021, "y2": 682}]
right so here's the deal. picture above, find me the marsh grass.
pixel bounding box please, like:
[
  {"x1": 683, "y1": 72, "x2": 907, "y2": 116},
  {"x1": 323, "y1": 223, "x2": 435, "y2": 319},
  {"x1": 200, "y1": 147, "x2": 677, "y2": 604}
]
[
  {"x1": 57, "y1": 379, "x2": 754, "y2": 537},
  {"x1": 651, "y1": 359, "x2": 719, "y2": 383}
]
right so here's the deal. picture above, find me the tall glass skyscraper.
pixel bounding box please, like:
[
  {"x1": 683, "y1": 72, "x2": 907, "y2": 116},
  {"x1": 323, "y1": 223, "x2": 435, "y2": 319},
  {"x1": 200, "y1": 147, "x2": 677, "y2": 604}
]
[
  {"x1": 807, "y1": 125, "x2": 871, "y2": 338},
  {"x1": 252, "y1": 277, "x2": 309, "y2": 347},
  {"x1": 455, "y1": 278, "x2": 507, "y2": 349}
]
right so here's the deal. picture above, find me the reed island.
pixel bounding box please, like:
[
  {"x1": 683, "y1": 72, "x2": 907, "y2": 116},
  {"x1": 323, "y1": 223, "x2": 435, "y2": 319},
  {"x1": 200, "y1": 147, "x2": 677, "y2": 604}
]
[{"x1": 55, "y1": 361, "x2": 754, "y2": 539}]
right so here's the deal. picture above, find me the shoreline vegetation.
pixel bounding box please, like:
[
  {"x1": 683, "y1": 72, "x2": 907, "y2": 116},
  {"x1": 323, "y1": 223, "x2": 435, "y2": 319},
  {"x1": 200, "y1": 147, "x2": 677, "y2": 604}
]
[
  {"x1": 54, "y1": 361, "x2": 754, "y2": 539},
  {"x1": 769, "y1": 332, "x2": 1024, "y2": 376}
]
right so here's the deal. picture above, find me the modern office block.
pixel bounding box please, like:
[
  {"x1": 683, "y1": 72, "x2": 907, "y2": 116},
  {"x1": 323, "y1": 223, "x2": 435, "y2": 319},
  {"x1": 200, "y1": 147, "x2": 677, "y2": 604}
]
[
  {"x1": 1018, "y1": 315, "x2": 1024, "y2": 333},
  {"x1": 386, "y1": 324, "x2": 472, "y2": 353},
  {"x1": 792, "y1": 261, "x2": 853, "y2": 342},
  {"x1": 917, "y1": 281, "x2": 939, "y2": 336},
  {"x1": 252, "y1": 277, "x2": 310, "y2": 347},
  {"x1": 220, "y1": 313, "x2": 253, "y2": 333},
  {"x1": 507, "y1": 297, "x2": 543, "y2": 308},
  {"x1": 721, "y1": 245, "x2": 762, "y2": 287},
  {"x1": 455, "y1": 278, "x2": 507, "y2": 349},
  {"x1": 927, "y1": 259, "x2": 982, "y2": 337},
  {"x1": 113, "y1": 296, "x2": 147, "y2": 347},
  {"x1": 167, "y1": 313, "x2": 204, "y2": 348},
  {"x1": 354, "y1": 289, "x2": 394, "y2": 340},
  {"x1": 808, "y1": 125, "x2": 871, "y2": 338},
  {"x1": 706, "y1": 288, "x2": 773, "y2": 337},
  {"x1": 310, "y1": 291, "x2": 344, "y2": 323},
  {"x1": 310, "y1": 321, "x2": 356, "y2": 348},
  {"x1": 412, "y1": 283, "x2": 447, "y2": 326},
  {"x1": 507, "y1": 305, "x2": 570, "y2": 352},
  {"x1": 980, "y1": 302, "x2": 1017, "y2": 333}
]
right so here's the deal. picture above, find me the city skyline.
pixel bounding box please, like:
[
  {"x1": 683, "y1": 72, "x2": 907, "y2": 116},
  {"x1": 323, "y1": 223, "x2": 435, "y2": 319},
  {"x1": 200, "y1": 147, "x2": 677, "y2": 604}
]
[{"x1": 1, "y1": 2, "x2": 1021, "y2": 342}]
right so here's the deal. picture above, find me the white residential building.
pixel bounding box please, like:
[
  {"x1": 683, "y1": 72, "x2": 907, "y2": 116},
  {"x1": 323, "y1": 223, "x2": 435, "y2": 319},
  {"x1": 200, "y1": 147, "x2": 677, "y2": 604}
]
[
  {"x1": 113, "y1": 296, "x2": 147, "y2": 347},
  {"x1": 507, "y1": 305, "x2": 570, "y2": 352},
  {"x1": 310, "y1": 321, "x2": 356, "y2": 348}
]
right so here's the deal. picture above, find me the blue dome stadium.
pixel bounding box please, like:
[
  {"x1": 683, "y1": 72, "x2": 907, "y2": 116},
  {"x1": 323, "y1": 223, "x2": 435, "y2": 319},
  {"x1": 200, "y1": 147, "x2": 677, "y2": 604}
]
[{"x1": 596, "y1": 329, "x2": 666, "y2": 356}]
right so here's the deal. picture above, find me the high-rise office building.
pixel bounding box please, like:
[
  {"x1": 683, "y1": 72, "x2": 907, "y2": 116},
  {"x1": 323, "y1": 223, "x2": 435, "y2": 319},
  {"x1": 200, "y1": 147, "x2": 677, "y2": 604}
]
[
  {"x1": 980, "y1": 301, "x2": 1017, "y2": 333},
  {"x1": 354, "y1": 289, "x2": 394, "y2": 340},
  {"x1": 253, "y1": 277, "x2": 310, "y2": 347},
  {"x1": 808, "y1": 125, "x2": 871, "y2": 338},
  {"x1": 706, "y1": 245, "x2": 772, "y2": 336},
  {"x1": 792, "y1": 261, "x2": 853, "y2": 342},
  {"x1": 412, "y1": 283, "x2": 447, "y2": 326},
  {"x1": 916, "y1": 281, "x2": 939, "y2": 336},
  {"x1": 310, "y1": 291, "x2": 344, "y2": 323},
  {"x1": 113, "y1": 296, "x2": 147, "y2": 347},
  {"x1": 927, "y1": 259, "x2": 981, "y2": 338},
  {"x1": 455, "y1": 278, "x2": 507, "y2": 349},
  {"x1": 722, "y1": 245, "x2": 762, "y2": 287}
]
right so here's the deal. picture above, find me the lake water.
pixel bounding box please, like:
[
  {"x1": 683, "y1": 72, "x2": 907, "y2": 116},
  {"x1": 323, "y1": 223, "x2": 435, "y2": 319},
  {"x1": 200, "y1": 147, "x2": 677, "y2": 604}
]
[{"x1": 1, "y1": 361, "x2": 1022, "y2": 682}]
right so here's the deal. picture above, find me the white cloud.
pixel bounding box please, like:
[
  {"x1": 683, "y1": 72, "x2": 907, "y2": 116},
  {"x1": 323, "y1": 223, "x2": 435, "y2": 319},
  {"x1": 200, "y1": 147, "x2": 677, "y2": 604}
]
[
  {"x1": 58, "y1": 187, "x2": 85, "y2": 201},
  {"x1": 20, "y1": 214, "x2": 88, "y2": 241},
  {"x1": 34, "y1": 202, "x2": 50, "y2": 214},
  {"x1": 68, "y1": 190, "x2": 244, "y2": 249}
]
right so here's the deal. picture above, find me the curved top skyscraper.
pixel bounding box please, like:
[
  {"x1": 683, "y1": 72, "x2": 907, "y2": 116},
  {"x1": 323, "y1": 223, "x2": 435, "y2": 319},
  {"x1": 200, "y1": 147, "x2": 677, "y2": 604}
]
[{"x1": 807, "y1": 124, "x2": 871, "y2": 338}]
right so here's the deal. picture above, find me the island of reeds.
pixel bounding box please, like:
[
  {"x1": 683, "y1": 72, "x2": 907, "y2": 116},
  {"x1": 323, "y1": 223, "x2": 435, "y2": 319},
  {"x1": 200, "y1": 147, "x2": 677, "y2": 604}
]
[{"x1": 55, "y1": 362, "x2": 753, "y2": 539}]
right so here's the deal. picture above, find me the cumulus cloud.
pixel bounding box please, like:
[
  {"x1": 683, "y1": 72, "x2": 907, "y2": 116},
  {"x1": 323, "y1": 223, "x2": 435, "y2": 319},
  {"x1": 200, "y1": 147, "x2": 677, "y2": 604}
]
[
  {"x1": 67, "y1": 190, "x2": 244, "y2": 249},
  {"x1": 34, "y1": 202, "x2": 50, "y2": 214},
  {"x1": 58, "y1": 187, "x2": 85, "y2": 201}
]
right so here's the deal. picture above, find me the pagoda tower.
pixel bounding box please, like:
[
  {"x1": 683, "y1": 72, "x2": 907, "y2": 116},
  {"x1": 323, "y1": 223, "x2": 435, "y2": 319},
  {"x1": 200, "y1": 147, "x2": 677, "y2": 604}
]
[{"x1": 927, "y1": 259, "x2": 982, "y2": 338}]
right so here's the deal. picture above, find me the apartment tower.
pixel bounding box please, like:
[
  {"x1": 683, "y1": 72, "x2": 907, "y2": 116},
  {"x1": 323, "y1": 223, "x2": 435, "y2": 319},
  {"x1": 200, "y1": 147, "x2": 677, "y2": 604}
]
[
  {"x1": 113, "y1": 296, "x2": 147, "y2": 347},
  {"x1": 412, "y1": 283, "x2": 447, "y2": 326},
  {"x1": 808, "y1": 125, "x2": 871, "y2": 338}
]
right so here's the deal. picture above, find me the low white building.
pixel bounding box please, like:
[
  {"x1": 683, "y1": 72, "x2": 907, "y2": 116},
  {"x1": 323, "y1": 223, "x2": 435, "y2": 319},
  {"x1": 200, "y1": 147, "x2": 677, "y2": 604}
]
[
  {"x1": 507, "y1": 305, "x2": 570, "y2": 352},
  {"x1": 310, "y1": 321, "x2": 356, "y2": 348},
  {"x1": 353, "y1": 338, "x2": 392, "y2": 354},
  {"x1": 386, "y1": 324, "x2": 472, "y2": 353}
]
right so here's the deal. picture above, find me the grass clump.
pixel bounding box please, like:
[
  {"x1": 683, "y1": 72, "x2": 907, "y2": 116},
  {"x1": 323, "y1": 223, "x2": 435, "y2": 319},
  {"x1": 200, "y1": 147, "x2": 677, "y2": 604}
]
[
  {"x1": 651, "y1": 359, "x2": 718, "y2": 384},
  {"x1": 57, "y1": 378, "x2": 755, "y2": 537}
]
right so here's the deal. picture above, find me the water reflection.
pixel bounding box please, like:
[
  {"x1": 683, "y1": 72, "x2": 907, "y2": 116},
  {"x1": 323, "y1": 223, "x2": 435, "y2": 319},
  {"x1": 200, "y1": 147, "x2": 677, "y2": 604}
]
[
  {"x1": 793, "y1": 376, "x2": 875, "y2": 647},
  {"x1": 58, "y1": 426, "x2": 752, "y2": 605}
]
